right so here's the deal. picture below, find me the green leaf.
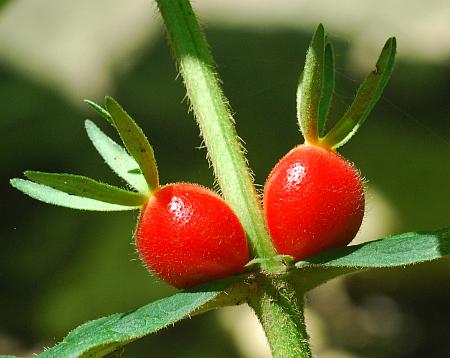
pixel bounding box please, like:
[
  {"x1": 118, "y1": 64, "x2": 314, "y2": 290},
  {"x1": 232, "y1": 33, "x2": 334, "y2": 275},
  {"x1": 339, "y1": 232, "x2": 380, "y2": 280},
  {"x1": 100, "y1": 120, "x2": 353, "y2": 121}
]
[
  {"x1": 105, "y1": 97, "x2": 159, "y2": 193},
  {"x1": 85, "y1": 120, "x2": 149, "y2": 194},
  {"x1": 297, "y1": 24, "x2": 325, "y2": 144},
  {"x1": 296, "y1": 229, "x2": 450, "y2": 269},
  {"x1": 317, "y1": 42, "x2": 335, "y2": 136},
  {"x1": 24, "y1": 171, "x2": 148, "y2": 206},
  {"x1": 36, "y1": 277, "x2": 242, "y2": 358},
  {"x1": 292, "y1": 229, "x2": 450, "y2": 292},
  {"x1": 10, "y1": 179, "x2": 139, "y2": 211},
  {"x1": 321, "y1": 37, "x2": 397, "y2": 148},
  {"x1": 84, "y1": 99, "x2": 113, "y2": 124}
]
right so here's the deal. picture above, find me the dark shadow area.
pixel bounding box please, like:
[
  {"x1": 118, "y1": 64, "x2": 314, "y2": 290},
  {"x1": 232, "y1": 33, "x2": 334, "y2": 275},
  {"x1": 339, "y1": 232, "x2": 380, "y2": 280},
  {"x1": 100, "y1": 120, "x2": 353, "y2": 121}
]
[{"x1": 1, "y1": 26, "x2": 449, "y2": 357}]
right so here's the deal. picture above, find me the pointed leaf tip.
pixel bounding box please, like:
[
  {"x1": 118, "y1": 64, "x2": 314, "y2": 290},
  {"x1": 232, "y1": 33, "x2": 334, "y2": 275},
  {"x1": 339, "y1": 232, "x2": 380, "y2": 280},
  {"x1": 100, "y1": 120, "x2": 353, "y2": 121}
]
[
  {"x1": 84, "y1": 99, "x2": 113, "y2": 124},
  {"x1": 104, "y1": 97, "x2": 159, "y2": 193},
  {"x1": 320, "y1": 35, "x2": 397, "y2": 149},
  {"x1": 104, "y1": 96, "x2": 117, "y2": 110},
  {"x1": 315, "y1": 23, "x2": 325, "y2": 37},
  {"x1": 386, "y1": 37, "x2": 397, "y2": 50},
  {"x1": 297, "y1": 23, "x2": 327, "y2": 144}
]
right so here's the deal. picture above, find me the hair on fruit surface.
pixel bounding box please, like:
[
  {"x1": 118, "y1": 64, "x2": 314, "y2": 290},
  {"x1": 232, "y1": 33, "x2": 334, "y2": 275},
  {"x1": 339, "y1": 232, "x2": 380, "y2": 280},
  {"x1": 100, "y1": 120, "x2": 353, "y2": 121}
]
[
  {"x1": 264, "y1": 144, "x2": 364, "y2": 261},
  {"x1": 136, "y1": 182, "x2": 249, "y2": 289}
]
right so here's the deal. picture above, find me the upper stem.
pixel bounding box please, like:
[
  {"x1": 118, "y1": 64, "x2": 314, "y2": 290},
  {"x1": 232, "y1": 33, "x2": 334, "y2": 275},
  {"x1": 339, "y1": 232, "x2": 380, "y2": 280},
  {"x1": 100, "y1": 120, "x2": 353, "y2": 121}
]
[{"x1": 155, "y1": 0, "x2": 279, "y2": 270}]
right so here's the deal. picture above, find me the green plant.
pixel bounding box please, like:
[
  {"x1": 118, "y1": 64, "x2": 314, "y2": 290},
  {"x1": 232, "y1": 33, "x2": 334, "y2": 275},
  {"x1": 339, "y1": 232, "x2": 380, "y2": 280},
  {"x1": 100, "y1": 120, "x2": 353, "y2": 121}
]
[{"x1": 8, "y1": 1, "x2": 450, "y2": 357}]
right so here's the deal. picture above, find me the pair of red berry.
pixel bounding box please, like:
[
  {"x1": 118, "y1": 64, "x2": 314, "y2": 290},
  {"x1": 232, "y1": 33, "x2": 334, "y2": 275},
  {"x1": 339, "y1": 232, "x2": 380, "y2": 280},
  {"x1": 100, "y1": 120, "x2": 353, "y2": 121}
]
[
  {"x1": 137, "y1": 144, "x2": 364, "y2": 289},
  {"x1": 15, "y1": 22, "x2": 393, "y2": 290},
  {"x1": 139, "y1": 21, "x2": 391, "y2": 288}
]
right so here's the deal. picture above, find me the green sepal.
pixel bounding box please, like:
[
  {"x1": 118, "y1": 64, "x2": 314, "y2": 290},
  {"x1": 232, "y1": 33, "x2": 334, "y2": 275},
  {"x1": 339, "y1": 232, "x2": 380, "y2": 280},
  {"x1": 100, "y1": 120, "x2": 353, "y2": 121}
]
[
  {"x1": 297, "y1": 24, "x2": 325, "y2": 144},
  {"x1": 10, "y1": 179, "x2": 140, "y2": 211},
  {"x1": 317, "y1": 42, "x2": 335, "y2": 136},
  {"x1": 24, "y1": 171, "x2": 148, "y2": 206},
  {"x1": 84, "y1": 99, "x2": 113, "y2": 125},
  {"x1": 105, "y1": 97, "x2": 159, "y2": 193},
  {"x1": 321, "y1": 37, "x2": 397, "y2": 148},
  {"x1": 85, "y1": 120, "x2": 149, "y2": 193}
]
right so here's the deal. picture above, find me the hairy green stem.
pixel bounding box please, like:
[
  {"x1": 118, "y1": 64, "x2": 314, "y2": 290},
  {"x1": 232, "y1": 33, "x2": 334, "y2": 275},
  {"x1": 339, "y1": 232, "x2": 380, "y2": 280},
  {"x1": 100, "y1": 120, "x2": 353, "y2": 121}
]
[
  {"x1": 154, "y1": 1, "x2": 313, "y2": 356},
  {"x1": 155, "y1": 0, "x2": 278, "y2": 269},
  {"x1": 249, "y1": 275, "x2": 312, "y2": 358}
]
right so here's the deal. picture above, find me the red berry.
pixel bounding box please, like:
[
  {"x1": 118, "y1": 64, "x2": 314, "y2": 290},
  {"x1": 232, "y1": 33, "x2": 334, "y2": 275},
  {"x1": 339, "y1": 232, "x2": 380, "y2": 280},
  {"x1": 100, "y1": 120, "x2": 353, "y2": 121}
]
[
  {"x1": 136, "y1": 183, "x2": 249, "y2": 289},
  {"x1": 263, "y1": 145, "x2": 364, "y2": 261}
]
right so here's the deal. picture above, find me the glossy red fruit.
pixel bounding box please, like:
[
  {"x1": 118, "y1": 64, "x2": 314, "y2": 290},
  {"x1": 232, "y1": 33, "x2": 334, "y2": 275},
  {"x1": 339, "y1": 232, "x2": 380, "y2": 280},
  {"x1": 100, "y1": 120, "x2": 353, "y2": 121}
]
[
  {"x1": 264, "y1": 145, "x2": 365, "y2": 261},
  {"x1": 136, "y1": 183, "x2": 249, "y2": 289}
]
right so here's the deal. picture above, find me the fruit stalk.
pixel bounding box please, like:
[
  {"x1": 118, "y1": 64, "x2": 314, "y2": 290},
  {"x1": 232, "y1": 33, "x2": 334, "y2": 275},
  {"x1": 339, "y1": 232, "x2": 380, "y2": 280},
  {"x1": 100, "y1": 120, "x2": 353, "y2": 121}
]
[{"x1": 154, "y1": 0, "x2": 279, "y2": 269}]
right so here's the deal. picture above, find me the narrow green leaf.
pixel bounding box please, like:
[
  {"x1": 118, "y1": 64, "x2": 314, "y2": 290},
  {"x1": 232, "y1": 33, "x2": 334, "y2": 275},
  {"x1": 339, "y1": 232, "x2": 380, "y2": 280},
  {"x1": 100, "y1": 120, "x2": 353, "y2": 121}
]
[
  {"x1": 296, "y1": 229, "x2": 449, "y2": 269},
  {"x1": 297, "y1": 24, "x2": 325, "y2": 144},
  {"x1": 85, "y1": 120, "x2": 148, "y2": 194},
  {"x1": 10, "y1": 179, "x2": 139, "y2": 211},
  {"x1": 322, "y1": 37, "x2": 397, "y2": 148},
  {"x1": 84, "y1": 99, "x2": 113, "y2": 124},
  {"x1": 36, "y1": 277, "x2": 241, "y2": 358},
  {"x1": 24, "y1": 171, "x2": 148, "y2": 206},
  {"x1": 105, "y1": 97, "x2": 159, "y2": 193},
  {"x1": 317, "y1": 42, "x2": 335, "y2": 136}
]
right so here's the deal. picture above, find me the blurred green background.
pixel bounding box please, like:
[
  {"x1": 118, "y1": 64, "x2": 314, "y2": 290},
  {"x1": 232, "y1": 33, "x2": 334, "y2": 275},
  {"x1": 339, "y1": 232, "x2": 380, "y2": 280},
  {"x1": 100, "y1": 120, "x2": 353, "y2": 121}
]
[{"x1": 1, "y1": 1, "x2": 449, "y2": 357}]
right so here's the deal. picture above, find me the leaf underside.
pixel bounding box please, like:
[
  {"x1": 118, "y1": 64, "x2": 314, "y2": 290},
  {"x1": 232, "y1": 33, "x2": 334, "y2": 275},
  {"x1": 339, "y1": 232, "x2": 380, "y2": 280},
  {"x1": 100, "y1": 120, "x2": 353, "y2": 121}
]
[
  {"x1": 10, "y1": 179, "x2": 139, "y2": 211},
  {"x1": 85, "y1": 120, "x2": 149, "y2": 194},
  {"x1": 24, "y1": 171, "x2": 147, "y2": 207},
  {"x1": 35, "y1": 278, "x2": 237, "y2": 358},
  {"x1": 10, "y1": 119, "x2": 151, "y2": 211}
]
